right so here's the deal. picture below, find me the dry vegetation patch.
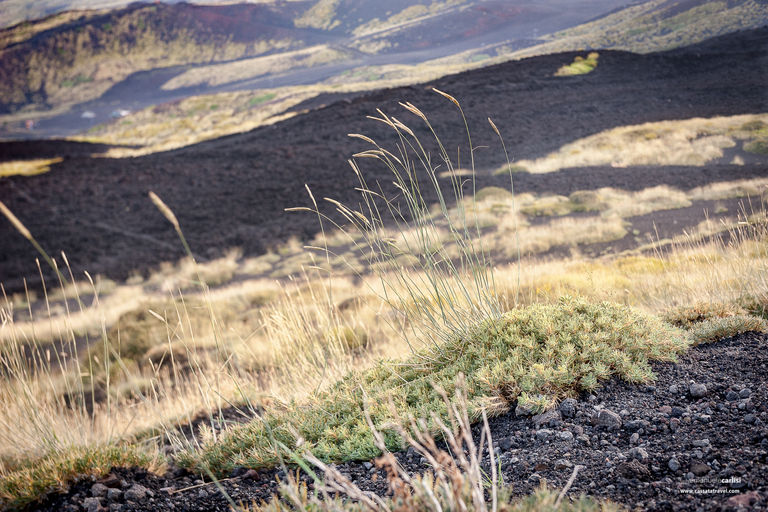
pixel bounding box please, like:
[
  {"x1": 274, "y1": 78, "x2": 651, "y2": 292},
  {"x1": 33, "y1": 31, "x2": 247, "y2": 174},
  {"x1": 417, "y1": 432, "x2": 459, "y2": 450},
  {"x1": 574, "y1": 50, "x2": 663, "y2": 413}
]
[{"x1": 504, "y1": 113, "x2": 768, "y2": 174}]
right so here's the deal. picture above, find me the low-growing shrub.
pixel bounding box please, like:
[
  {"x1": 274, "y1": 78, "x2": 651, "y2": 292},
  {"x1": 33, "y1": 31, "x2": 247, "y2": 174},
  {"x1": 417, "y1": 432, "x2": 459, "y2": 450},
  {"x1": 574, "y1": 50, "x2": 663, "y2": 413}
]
[
  {"x1": 177, "y1": 295, "x2": 689, "y2": 477},
  {"x1": 744, "y1": 138, "x2": 768, "y2": 155}
]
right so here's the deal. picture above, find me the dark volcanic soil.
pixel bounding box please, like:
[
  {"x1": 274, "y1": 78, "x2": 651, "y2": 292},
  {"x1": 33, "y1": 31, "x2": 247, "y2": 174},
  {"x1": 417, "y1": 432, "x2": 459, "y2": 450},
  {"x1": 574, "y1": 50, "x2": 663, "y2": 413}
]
[
  {"x1": 1, "y1": 27, "x2": 767, "y2": 293},
  {"x1": 33, "y1": 330, "x2": 768, "y2": 512}
]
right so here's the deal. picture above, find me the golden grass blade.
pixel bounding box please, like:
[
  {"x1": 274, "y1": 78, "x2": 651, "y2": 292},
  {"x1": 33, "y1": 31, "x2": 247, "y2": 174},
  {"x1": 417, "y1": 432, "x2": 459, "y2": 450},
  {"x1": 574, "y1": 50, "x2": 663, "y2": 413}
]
[
  {"x1": 0, "y1": 200, "x2": 32, "y2": 241},
  {"x1": 433, "y1": 88, "x2": 460, "y2": 107},
  {"x1": 148, "y1": 191, "x2": 180, "y2": 230}
]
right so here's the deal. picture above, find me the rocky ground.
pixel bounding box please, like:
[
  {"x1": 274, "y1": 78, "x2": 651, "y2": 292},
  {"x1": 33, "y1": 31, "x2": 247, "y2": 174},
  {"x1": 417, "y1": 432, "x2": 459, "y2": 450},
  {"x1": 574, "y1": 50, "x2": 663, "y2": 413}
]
[{"x1": 33, "y1": 330, "x2": 768, "y2": 512}]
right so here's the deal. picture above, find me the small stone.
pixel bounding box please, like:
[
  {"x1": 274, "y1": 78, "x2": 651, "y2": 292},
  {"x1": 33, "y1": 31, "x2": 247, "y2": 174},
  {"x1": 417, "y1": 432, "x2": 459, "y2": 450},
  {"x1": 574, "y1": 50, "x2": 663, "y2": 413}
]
[
  {"x1": 670, "y1": 407, "x2": 684, "y2": 418},
  {"x1": 91, "y1": 483, "x2": 109, "y2": 498},
  {"x1": 124, "y1": 484, "x2": 148, "y2": 502},
  {"x1": 532, "y1": 409, "x2": 562, "y2": 428},
  {"x1": 686, "y1": 472, "x2": 695, "y2": 480},
  {"x1": 669, "y1": 385, "x2": 679, "y2": 394},
  {"x1": 625, "y1": 419, "x2": 650, "y2": 431},
  {"x1": 658, "y1": 405, "x2": 672, "y2": 414},
  {"x1": 515, "y1": 403, "x2": 535, "y2": 417},
  {"x1": 690, "y1": 463, "x2": 711, "y2": 476},
  {"x1": 528, "y1": 473, "x2": 542, "y2": 483},
  {"x1": 554, "y1": 459, "x2": 573, "y2": 470},
  {"x1": 745, "y1": 414, "x2": 757, "y2": 424},
  {"x1": 572, "y1": 425, "x2": 584, "y2": 435},
  {"x1": 558, "y1": 431, "x2": 574, "y2": 442},
  {"x1": 107, "y1": 488, "x2": 123, "y2": 501},
  {"x1": 109, "y1": 504, "x2": 122, "y2": 512},
  {"x1": 727, "y1": 491, "x2": 760, "y2": 508},
  {"x1": 726, "y1": 390, "x2": 740, "y2": 401},
  {"x1": 99, "y1": 474, "x2": 121, "y2": 489},
  {"x1": 629, "y1": 447, "x2": 649, "y2": 462},
  {"x1": 83, "y1": 497, "x2": 104, "y2": 512},
  {"x1": 363, "y1": 462, "x2": 373, "y2": 470},
  {"x1": 692, "y1": 439, "x2": 711, "y2": 448},
  {"x1": 689, "y1": 383, "x2": 707, "y2": 398},
  {"x1": 576, "y1": 434, "x2": 591, "y2": 446},
  {"x1": 242, "y1": 469, "x2": 260, "y2": 481},
  {"x1": 669, "y1": 418, "x2": 680, "y2": 432},
  {"x1": 535, "y1": 429, "x2": 552, "y2": 441},
  {"x1": 230, "y1": 467, "x2": 248, "y2": 478},
  {"x1": 730, "y1": 477, "x2": 747, "y2": 490},
  {"x1": 591, "y1": 409, "x2": 622, "y2": 430},
  {"x1": 617, "y1": 459, "x2": 651, "y2": 480},
  {"x1": 668, "y1": 458, "x2": 681, "y2": 472},
  {"x1": 739, "y1": 388, "x2": 751, "y2": 398},
  {"x1": 559, "y1": 398, "x2": 578, "y2": 418},
  {"x1": 588, "y1": 394, "x2": 597, "y2": 402},
  {"x1": 629, "y1": 432, "x2": 640, "y2": 444},
  {"x1": 198, "y1": 489, "x2": 208, "y2": 498},
  {"x1": 158, "y1": 487, "x2": 174, "y2": 495}
]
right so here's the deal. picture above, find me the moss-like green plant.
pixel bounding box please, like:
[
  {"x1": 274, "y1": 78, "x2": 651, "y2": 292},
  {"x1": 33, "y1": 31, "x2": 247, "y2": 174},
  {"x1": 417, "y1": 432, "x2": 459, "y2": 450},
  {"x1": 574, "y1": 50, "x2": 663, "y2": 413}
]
[
  {"x1": 177, "y1": 295, "x2": 689, "y2": 477},
  {"x1": 663, "y1": 299, "x2": 767, "y2": 345},
  {"x1": 741, "y1": 120, "x2": 768, "y2": 134},
  {"x1": 744, "y1": 138, "x2": 768, "y2": 155},
  {"x1": 555, "y1": 52, "x2": 599, "y2": 76},
  {"x1": 0, "y1": 445, "x2": 163, "y2": 511},
  {"x1": 569, "y1": 190, "x2": 608, "y2": 212},
  {"x1": 689, "y1": 315, "x2": 767, "y2": 345},
  {"x1": 663, "y1": 300, "x2": 748, "y2": 330}
]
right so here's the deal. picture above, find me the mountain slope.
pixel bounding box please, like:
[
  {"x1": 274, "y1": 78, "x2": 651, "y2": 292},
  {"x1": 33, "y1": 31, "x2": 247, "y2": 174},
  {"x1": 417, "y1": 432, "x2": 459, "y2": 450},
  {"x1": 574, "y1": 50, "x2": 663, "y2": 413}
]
[
  {"x1": 512, "y1": 0, "x2": 768, "y2": 57},
  {"x1": 0, "y1": 2, "x2": 316, "y2": 114},
  {"x1": 0, "y1": 27, "x2": 766, "y2": 292}
]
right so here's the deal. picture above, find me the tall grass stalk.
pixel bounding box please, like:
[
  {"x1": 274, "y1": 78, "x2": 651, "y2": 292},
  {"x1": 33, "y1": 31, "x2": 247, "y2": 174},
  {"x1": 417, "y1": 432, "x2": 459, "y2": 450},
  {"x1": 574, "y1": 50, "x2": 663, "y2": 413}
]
[{"x1": 300, "y1": 92, "x2": 516, "y2": 354}]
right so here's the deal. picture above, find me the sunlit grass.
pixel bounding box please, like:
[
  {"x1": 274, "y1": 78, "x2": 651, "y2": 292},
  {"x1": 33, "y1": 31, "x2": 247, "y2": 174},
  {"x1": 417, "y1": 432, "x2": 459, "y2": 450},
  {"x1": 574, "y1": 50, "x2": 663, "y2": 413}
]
[
  {"x1": 0, "y1": 158, "x2": 63, "y2": 178},
  {"x1": 504, "y1": 113, "x2": 768, "y2": 174}
]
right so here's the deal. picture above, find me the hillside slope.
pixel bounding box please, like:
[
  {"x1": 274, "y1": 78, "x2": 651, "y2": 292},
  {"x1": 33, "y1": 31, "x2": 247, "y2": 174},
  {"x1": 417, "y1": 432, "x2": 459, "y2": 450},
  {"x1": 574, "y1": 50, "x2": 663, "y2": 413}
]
[
  {"x1": 0, "y1": 2, "x2": 317, "y2": 114},
  {"x1": 512, "y1": 0, "x2": 768, "y2": 57},
  {"x1": 0, "y1": 27, "x2": 766, "y2": 292}
]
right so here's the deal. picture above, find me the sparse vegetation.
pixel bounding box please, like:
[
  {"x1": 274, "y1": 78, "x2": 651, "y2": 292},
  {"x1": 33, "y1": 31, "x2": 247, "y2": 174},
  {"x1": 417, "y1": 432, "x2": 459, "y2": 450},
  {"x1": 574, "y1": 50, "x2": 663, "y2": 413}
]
[
  {"x1": 248, "y1": 379, "x2": 621, "y2": 512},
  {"x1": 503, "y1": 113, "x2": 768, "y2": 174},
  {"x1": 0, "y1": 158, "x2": 63, "y2": 178},
  {"x1": 512, "y1": 0, "x2": 768, "y2": 57},
  {"x1": 555, "y1": 52, "x2": 599, "y2": 76},
  {"x1": 178, "y1": 294, "x2": 689, "y2": 477},
  {"x1": 2, "y1": 93, "x2": 768, "y2": 512},
  {"x1": 745, "y1": 138, "x2": 768, "y2": 155}
]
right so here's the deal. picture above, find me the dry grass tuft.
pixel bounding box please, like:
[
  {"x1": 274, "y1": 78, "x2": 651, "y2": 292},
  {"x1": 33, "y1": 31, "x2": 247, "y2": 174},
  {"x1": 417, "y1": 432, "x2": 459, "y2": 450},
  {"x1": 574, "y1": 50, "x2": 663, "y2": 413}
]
[
  {"x1": 505, "y1": 113, "x2": 768, "y2": 174},
  {"x1": 0, "y1": 158, "x2": 63, "y2": 178}
]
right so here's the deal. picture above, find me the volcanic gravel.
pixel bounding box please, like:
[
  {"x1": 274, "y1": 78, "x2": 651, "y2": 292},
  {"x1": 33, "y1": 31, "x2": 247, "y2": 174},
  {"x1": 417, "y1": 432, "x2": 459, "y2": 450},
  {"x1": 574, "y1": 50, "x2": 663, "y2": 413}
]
[
  {"x1": 0, "y1": 27, "x2": 767, "y2": 293},
  {"x1": 31, "y1": 330, "x2": 768, "y2": 512}
]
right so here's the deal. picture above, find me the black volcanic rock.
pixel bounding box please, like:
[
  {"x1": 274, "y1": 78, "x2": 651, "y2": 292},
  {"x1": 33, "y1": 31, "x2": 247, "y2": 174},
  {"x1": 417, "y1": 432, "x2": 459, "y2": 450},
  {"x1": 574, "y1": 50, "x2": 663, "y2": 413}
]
[{"x1": 0, "y1": 27, "x2": 767, "y2": 292}]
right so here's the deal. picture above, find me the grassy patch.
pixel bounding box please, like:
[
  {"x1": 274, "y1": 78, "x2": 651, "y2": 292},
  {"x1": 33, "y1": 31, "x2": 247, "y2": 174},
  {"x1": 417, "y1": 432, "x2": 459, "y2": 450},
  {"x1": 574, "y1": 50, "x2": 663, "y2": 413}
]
[
  {"x1": 555, "y1": 52, "x2": 599, "y2": 76},
  {"x1": 662, "y1": 299, "x2": 768, "y2": 344},
  {"x1": 508, "y1": 113, "x2": 767, "y2": 174},
  {"x1": 745, "y1": 138, "x2": 768, "y2": 155},
  {"x1": 178, "y1": 295, "x2": 688, "y2": 477},
  {"x1": 0, "y1": 445, "x2": 163, "y2": 511},
  {"x1": 0, "y1": 158, "x2": 62, "y2": 178}
]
